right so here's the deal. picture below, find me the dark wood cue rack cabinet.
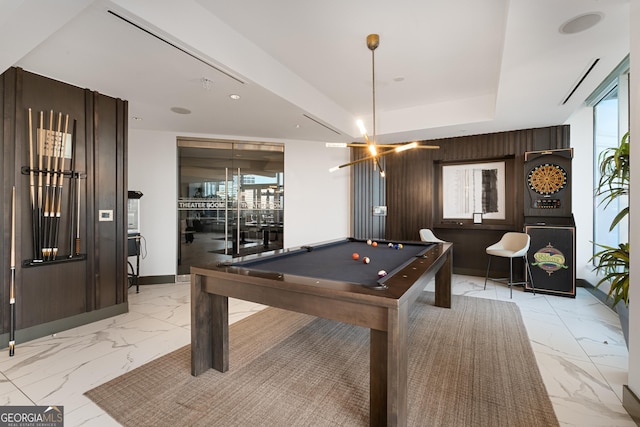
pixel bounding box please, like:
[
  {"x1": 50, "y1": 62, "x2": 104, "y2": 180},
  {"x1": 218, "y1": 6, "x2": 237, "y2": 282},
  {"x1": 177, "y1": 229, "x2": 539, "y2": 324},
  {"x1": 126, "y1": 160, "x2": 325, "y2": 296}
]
[{"x1": 1, "y1": 67, "x2": 129, "y2": 348}]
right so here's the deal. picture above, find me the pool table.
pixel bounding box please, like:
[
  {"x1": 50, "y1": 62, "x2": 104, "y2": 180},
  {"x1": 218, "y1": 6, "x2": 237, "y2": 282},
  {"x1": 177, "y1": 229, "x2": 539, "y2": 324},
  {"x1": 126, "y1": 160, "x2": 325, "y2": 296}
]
[{"x1": 191, "y1": 238, "x2": 453, "y2": 427}]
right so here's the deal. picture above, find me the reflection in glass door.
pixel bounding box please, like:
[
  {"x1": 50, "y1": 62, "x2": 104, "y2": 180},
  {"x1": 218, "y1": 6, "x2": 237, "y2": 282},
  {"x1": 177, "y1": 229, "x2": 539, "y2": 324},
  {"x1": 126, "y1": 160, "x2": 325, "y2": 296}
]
[
  {"x1": 233, "y1": 167, "x2": 284, "y2": 255},
  {"x1": 177, "y1": 139, "x2": 284, "y2": 275}
]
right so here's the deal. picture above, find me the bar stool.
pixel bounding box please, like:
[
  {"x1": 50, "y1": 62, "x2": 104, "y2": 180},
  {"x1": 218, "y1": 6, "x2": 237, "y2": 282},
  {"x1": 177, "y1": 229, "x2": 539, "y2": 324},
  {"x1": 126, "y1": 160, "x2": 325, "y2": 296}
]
[
  {"x1": 484, "y1": 232, "x2": 535, "y2": 298},
  {"x1": 419, "y1": 229, "x2": 446, "y2": 243}
]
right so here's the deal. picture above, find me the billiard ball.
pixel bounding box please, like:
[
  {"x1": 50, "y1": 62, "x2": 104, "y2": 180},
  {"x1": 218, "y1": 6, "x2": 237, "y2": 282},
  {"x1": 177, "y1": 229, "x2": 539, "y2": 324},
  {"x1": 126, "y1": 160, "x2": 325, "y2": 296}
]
[
  {"x1": 388, "y1": 243, "x2": 394, "y2": 248},
  {"x1": 352, "y1": 253, "x2": 359, "y2": 260},
  {"x1": 372, "y1": 241, "x2": 378, "y2": 247},
  {"x1": 362, "y1": 257, "x2": 370, "y2": 264},
  {"x1": 366, "y1": 239, "x2": 372, "y2": 245},
  {"x1": 398, "y1": 243, "x2": 403, "y2": 249},
  {"x1": 378, "y1": 270, "x2": 387, "y2": 278}
]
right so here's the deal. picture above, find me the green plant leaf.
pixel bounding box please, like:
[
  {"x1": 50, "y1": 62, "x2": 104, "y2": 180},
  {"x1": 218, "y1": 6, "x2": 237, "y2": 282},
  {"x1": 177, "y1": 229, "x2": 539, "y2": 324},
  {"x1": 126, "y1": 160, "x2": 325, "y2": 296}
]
[
  {"x1": 609, "y1": 206, "x2": 629, "y2": 231},
  {"x1": 590, "y1": 242, "x2": 629, "y2": 307},
  {"x1": 592, "y1": 132, "x2": 630, "y2": 308}
]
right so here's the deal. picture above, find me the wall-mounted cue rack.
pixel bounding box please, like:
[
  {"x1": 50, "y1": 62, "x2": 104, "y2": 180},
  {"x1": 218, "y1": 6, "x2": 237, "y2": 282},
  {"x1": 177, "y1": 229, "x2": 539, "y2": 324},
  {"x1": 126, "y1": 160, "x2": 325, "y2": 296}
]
[
  {"x1": 20, "y1": 109, "x2": 86, "y2": 267},
  {"x1": 2, "y1": 66, "x2": 128, "y2": 356}
]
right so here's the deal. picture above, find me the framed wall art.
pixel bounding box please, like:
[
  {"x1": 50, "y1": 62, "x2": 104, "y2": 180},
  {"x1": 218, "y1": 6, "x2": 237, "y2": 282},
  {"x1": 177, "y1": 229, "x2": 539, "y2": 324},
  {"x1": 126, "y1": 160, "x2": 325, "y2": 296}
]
[
  {"x1": 434, "y1": 157, "x2": 516, "y2": 228},
  {"x1": 441, "y1": 160, "x2": 506, "y2": 220}
]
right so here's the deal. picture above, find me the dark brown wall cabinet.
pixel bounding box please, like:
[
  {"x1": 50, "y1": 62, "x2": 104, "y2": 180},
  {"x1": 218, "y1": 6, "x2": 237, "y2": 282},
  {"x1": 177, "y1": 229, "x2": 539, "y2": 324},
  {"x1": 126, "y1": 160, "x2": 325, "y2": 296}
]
[{"x1": 1, "y1": 67, "x2": 128, "y2": 347}]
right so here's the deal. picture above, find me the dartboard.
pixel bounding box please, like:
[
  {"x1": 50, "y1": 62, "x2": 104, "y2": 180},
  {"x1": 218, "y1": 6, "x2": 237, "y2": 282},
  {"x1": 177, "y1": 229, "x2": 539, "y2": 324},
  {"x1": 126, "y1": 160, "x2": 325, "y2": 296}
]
[{"x1": 527, "y1": 163, "x2": 567, "y2": 195}]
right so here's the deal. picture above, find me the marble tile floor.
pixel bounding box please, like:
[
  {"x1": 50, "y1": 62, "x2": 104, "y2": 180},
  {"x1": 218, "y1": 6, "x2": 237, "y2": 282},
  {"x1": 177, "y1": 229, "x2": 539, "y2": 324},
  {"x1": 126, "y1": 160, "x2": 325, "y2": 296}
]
[{"x1": 0, "y1": 275, "x2": 635, "y2": 426}]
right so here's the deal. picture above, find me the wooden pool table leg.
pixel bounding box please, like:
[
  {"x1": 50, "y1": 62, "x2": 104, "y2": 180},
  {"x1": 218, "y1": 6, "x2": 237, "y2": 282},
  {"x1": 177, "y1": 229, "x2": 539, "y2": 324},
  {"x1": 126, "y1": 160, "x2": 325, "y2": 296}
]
[
  {"x1": 435, "y1": 248, "x2": 452, "y2": 308},
  {"x1": 370, "y1": 303, "x2": 409, "y2": 427},
  {"x1": 191, "y1": 274, "x2": 229, "y2": 376}
]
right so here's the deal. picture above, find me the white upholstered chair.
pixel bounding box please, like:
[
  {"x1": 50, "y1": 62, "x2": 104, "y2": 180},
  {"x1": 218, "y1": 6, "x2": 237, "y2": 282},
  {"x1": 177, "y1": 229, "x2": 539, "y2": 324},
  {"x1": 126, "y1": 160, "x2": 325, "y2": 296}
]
[
  {"x1": 419, "y1": 229, "x2": 446, "y2": 243},
  {"x1": 484, "y1": 232, "x2": 535, "y2": 298}
]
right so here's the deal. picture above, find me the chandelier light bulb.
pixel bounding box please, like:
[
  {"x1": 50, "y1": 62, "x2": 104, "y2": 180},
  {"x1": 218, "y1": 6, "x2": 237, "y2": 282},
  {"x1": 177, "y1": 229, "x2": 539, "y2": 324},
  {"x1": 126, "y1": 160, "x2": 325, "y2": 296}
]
[{"x1": 357, "y1": 119, "x2": 368, "y2": 136}]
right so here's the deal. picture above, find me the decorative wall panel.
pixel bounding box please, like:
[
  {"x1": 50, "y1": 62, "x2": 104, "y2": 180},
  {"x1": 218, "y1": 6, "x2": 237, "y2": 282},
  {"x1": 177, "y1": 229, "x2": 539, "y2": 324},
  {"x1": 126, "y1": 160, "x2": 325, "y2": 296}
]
[{"x1": 1, "y1": 67, "x2": 127, "y2": 346}]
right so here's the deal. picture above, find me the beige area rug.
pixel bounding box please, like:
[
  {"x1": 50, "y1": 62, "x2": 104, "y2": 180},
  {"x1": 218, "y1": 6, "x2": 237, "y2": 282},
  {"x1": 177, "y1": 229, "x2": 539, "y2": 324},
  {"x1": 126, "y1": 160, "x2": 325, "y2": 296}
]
[{"x1": 85, "y1": 293, "x2": 559, "y2": 426}]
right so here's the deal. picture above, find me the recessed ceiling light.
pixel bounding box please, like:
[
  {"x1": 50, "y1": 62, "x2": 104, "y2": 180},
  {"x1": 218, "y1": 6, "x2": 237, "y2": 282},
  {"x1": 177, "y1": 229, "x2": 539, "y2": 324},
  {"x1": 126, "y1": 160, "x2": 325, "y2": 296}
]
[
  {"x1": 170, "y1": 107, "x2": 191, "y2": 115},
  {"x1": 229, "y1": 94, "x2": 241, "y2": 100},
  {"x1": 559, "y1": 12, "x2": 603, "y2": 34}
]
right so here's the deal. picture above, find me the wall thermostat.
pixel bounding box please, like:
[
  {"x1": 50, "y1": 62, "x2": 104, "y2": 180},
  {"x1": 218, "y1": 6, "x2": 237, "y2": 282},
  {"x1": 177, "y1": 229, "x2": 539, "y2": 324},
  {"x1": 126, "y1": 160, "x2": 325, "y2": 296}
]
[{"x1": 99, "y1": 209, "x2": 113, "y2": 221}]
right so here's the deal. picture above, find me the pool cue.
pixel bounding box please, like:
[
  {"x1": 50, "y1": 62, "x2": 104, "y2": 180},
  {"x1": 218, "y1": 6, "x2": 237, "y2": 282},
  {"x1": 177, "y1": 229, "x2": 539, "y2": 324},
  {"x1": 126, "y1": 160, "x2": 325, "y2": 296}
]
[
  {"x1": 42, "y1": 110, "x2": 55, "y2": 260},
  {"x1": 67, "y1": 175, "x2": 75, "y2": 258},
  {"x1": 67, "y1": 123, "x2": 77, "y2": 258},
  {"x1": 9, "y1": 186, "x2": 16, "y2": 356},
  {"x1": 28, "y1": 108, "x2": 39, "y2": 261},
  {"x1": 51, "y1": 114, "x2": 69, "y2": 259},
  {"x1": 75, "y1": 175, "x2": 81, "y2": 256},
  {"x1": 35, "y1": 111, "x2": 45, "y2": 261},
  {"x1": 47, "y1": 113, "x2": 62, "y2": 259}
]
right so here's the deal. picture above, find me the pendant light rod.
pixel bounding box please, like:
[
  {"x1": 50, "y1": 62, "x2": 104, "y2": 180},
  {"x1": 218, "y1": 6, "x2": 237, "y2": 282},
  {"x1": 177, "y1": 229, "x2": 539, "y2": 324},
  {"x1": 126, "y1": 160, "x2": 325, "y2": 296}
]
[{"x1": 367, "y1": 34, "x2": 379, "y2": 149}]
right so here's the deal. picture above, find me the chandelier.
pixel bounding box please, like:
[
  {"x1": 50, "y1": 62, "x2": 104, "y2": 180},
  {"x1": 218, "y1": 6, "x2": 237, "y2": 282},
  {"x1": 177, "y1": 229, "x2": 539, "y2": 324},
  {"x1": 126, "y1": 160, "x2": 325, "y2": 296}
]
[{"x1": 329, "y1": 34, "x2": 438, "y2": 175}]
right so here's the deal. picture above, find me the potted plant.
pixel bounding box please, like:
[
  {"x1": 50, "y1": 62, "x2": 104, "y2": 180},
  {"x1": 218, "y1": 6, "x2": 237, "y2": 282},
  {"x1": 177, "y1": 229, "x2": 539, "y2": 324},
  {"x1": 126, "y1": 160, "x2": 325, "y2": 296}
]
[{"x1": 592, "y1": 131, "x2": 630, "y2": 345}]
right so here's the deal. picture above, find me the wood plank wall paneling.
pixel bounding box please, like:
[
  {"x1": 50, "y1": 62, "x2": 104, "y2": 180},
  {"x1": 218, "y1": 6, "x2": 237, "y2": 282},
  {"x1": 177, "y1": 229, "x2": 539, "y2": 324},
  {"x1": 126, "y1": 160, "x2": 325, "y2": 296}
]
[
  {"x1": 85, "y1": 89, "x2": 96, "y2": 312},
  {"x1": 352, "y1": 149, "x2": 386, "y2": 239},
  {"x1": 351, "y1": 150, "x2": 368, "y2": 238},
  {"x1": 0, "y1": 67, "x2": 127, "y2": 334},
  {"x1": 1, "y1": 69, "x2": 16, "y2": 333},
  {"x1": 117, "y1": 98, "x2": 128, "y2": 306},
  {"x1": 353, "y1": 125, "x2": 570, "y2": 276},
  {"x1": 95, "y1": 94, "x2": 116, "y2": 308},
  {"x1": 93, "y1": 93, "x2": 128, "y2": 309}
]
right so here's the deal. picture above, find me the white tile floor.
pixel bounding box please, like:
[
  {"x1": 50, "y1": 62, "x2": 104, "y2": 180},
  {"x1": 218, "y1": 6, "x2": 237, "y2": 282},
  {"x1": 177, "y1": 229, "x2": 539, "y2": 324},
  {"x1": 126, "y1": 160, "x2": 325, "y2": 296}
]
[{"x1": 0, "y1": 275, "x2": 635, "y2": 426}]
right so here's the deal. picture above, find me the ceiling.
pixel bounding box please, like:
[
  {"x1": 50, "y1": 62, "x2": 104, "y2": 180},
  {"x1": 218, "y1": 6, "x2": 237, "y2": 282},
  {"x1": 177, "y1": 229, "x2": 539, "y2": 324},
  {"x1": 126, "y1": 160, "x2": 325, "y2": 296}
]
[{"x1": 0, "y1": 0, "x2": 630, "y2": 145}]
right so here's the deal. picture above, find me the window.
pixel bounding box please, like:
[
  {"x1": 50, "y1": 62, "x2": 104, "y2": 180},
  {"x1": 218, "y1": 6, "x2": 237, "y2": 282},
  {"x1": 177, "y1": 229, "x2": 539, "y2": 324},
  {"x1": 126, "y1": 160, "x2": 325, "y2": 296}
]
[{"x1": 590, "y1": 57, "x2": 629, "y2": 257}]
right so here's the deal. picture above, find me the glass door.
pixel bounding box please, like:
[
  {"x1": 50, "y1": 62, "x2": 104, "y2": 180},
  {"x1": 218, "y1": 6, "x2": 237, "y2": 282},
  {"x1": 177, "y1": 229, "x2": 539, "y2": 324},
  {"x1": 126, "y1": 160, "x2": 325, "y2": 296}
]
[
  {"x1": 177, "y1": 139, "x2": 283, "y2": 275},
  {"x1": 232, "y1": 163, "x2": 284, "y2": 257}
]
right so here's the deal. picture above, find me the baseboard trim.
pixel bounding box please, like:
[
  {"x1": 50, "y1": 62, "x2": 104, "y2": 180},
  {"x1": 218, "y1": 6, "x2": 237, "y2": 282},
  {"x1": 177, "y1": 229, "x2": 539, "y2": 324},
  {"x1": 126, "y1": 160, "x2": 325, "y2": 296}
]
[
  {"x1": 136, "y1": 275, "x2": 176, "y2": 285},
  {"x1": 1, "y1": 303, "x2": 128, "y2": 350},
  {"x1": 579, "y1": 279, "x2": 618, "y2": 313},
  {"x1": 453, "y1": 268, "x2": 485, "y2": 276},
  {"x1": 623, "y1": 385, "x2": 640, "y2": 425}
]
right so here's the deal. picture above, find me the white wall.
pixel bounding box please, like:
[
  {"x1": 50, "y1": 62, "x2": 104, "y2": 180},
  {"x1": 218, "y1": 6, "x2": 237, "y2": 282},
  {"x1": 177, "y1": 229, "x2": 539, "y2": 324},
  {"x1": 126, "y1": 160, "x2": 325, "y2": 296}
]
[
  {"x1": 128, "y1": 129, "x2": 178, "y2": 277},
  {"x1": 283, "y1": 140, "x2": 351, "y2": 247},
  {"x1": 565, "y1": 108, "x2": 599, "y2": 284},
  {"x1": 127, "y1": 130, "x2": 351, "y2": 277}
]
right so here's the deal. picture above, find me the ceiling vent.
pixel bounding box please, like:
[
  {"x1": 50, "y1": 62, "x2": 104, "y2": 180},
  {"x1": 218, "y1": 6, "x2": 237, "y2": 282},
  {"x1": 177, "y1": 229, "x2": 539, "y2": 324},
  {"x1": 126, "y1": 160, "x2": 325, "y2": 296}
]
[
  {"x1": 561, "y1": 58, "x2": 600, "y2": 105},
  {"x1": 107, "y1": 10, "x2": 245, "y2": 85},
  {"x1": 302, "y1": 114, "x2": 342, "y2": 135}
]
